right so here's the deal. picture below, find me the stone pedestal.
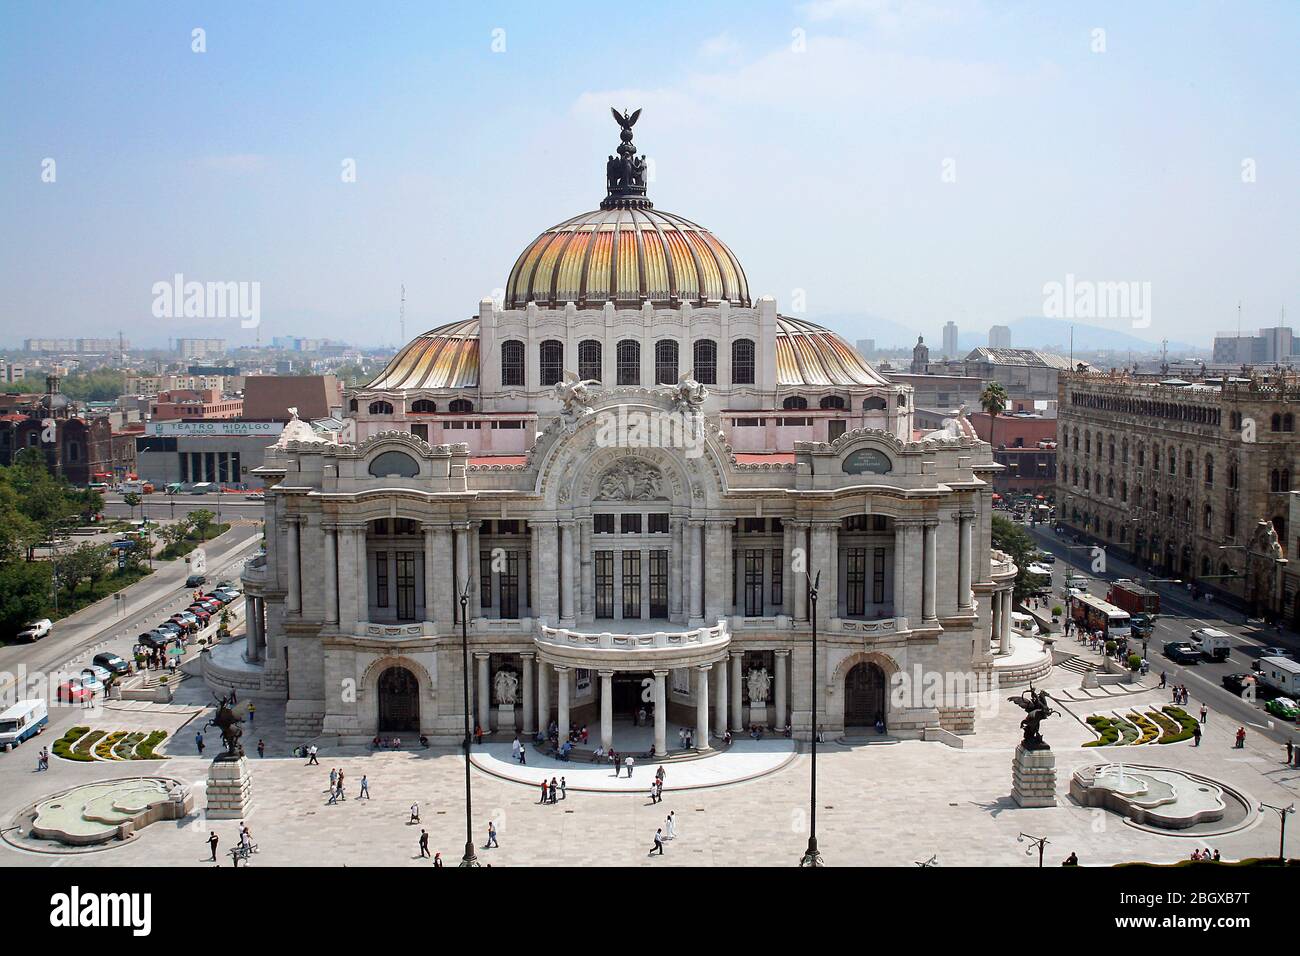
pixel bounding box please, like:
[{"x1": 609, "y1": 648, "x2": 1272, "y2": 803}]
[
  {"x1": 748, "y1": 702, "x2": 772, "y2": 728},
  {"x1": 497, "y1": 703, "x2": 517, "y2": 735},
  {"x1": 206, "y1": 755, "x2": 253, "y2": 820},
  {"x1": 1011, "y1": 744, "x2": 1057, "y2": 807}
]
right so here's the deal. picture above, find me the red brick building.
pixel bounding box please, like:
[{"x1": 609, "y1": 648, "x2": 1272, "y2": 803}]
[{"x1": 969, "y1": 412, "x2": 1057, "y2": 498}]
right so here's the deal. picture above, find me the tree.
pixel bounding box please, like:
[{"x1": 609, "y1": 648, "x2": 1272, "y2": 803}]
[
  {"x1": 60, "y1": 368, "x2": 126, "y2": 403},
  {"x1": 122, "y1": 492, "x2": 142, "y2": 520},
  {"x1": 187, "y1": 509, "x2": 217, "y2": 541},
  {"x1": 55, "y1": 542, "x2": 110, "y2": 597},
  {"x1": 980, "y1": 381, "x2": 1009, "y2": 418},
  {"x1": 992, "y1": 514, "x2": 1037, "y2": 601},
  {"x1": 0, "y1": 561, "x2": 52, "y2": 636}
]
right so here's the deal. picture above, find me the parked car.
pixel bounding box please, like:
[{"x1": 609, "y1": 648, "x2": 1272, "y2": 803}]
[
  {"x1": 1264, "y1": 696, "x2": 1300, "y2": 721},
  {"x1": 16, "y1": 619, "x2": 53, "y2": 642},
  {"x1": 56, "y1": 679, "x2": 91, "y2": 703},
  {"x1": 187, "y1": 607, "x2": 212, "y2": 624},
  {"x1": 1162, "y1": 641, "x2": 1199, "y2": 664},
  {"x1": 245, "y1": 492, "x2": 265, "y2": 501},
  {"x1": 78, "y1": 667, "x2": 108, "y2": 692},
  {"x1": 214, "y1": 586, "x2": 241, "y2": 600},
  {"x1": 185, "y1": 574, "x2": 207, "y2": 588},
  {"x1": 1036, "y1": 552, "x2": 1056, "y2": 565},
  {"x1": 93, "y1": 652, "x2": 130, "y2": 675}
]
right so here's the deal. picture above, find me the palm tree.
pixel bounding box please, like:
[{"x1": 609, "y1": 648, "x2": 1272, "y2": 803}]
[{"x1": 980, "y1": 381, "x2": 1008, "y2": 418}]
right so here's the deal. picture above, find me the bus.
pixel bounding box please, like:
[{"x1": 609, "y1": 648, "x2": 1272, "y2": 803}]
[{"x1": 1069, "y1": 593, "x2": 1131, "y2": 641}]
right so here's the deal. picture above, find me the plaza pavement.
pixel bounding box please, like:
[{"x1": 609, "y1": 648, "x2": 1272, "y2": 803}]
[{"x1": 1, "y1": 655, "x2": 1297, "y2": 867}]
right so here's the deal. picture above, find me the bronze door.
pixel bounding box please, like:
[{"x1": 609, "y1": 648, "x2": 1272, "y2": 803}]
[
  {"x1": 378, "y1": 666, "x2": 419, "y2": 732},
  {"x1": 844, "y1": 662, "x2": 885, "y2": 727}
]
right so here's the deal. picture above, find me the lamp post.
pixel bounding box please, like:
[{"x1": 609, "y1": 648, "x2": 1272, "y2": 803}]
[
  {"x1": 1260, "y1": 802, "x2": 1294, "y2": 862},
  {"x1": 1018, "y1": 831, "x2": 1049, "y2": 867},
  {"x1": 458, "y1": 579, "x2": 480, "y2": 867},
  {"x1": 799, "y1": 570, "x2": 823, "y2": 867}
]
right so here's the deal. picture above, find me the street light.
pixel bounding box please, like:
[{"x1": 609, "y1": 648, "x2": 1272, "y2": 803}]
[
  {"x1": 458, "y1": 577, "x2": 480, "y2": 868},
  {"x1": 1260, "y1": 802, "x2": 1294, "y2": 862},
  {"x1": 799, "y1": 570, "x2": 823, "y2": 868},
  {"x1": 1018, "y1": 831, "x2": 1050, "y2": 867}
]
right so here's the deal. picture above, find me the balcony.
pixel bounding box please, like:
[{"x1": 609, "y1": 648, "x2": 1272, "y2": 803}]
[{"x1": 535, "y1": 619, "x2": 730, "y2": 670}]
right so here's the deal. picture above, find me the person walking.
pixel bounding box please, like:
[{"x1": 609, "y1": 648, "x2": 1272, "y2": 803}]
[
  {"x1": 359, "y1": 775, "x2": 370, "y2": 799},
  {"x1": 559, "y1": 776, "x2": 567, "y2": 800},
  {"x1": 665, "y1": 810, "x2": 677, "y2": 840},
  {"x1": 624, "y1": 755, "x2": 634, "y2": 778},
  {"x1": 610, "y1": 751, "x2": 620, "y2": 777},
  {"x1": 419, "y1": 829, "x2": 430, "y2": 858},
  {"x1": 1199, "y1": 704, "x2": 1208, "y2": 725},
  {"x1": 433, "y1": 852, "x2": 443, "y2": 867},
  {"x1": 511, "y1": 736, "x2": 521, "y2": 762},
  {"x1": 257, "y1": 739, "x2": 265, "y2": 758},
  {"x1": 649, "y1": 783, "x2": 659, "y2": 805},
  {"x1": 307, "y1": 744, "x2": 319, "y2": 765},
  {"x1": 195, "y1": 731, "x2": 205, "y2": 754},
  {"x1": 410, "y1": 802, "x2": 420, "y2": 824},
  {"x1": 1235, "y1": 726, "x2": 1246, "y2": 749},
  {"x1": 1192, "y1": 723, "x2": 1202, "y2": 747},
  {"x1": 538, "y1": 780, "x2": 549, "y2": 804},
  {"x1": 549, "y1": 776, "x2": 559, "y2": 804},
  {"x1": 485, "y1": 821, "x2": 499, "y2": 849},
  {"x1": 649, "y1": 828, "x2": 664, "y2": 856},
  {"x1": 207, "y1": 831, "x2": 219, "y2": 861},
  {"x1": 247, "y1": 702, "x2": 255, "y2": 724},
  {"x1": 1158, "y1": 670, "x2": 1167, "y2": 689},
  {"x1": 1287, "y1": 740, "x2": 1294, "y2": 764},
  {"x1": 327, "y1": 783, "x2": 340, "y2": 805}
]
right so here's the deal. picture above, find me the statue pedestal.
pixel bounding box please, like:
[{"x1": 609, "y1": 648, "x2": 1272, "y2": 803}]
[
  {"x1": 496, "y1": 703, "x2": 517, "y2": 735},
  {"x1": 206, "y1": 755, "x2": 253, "y2": 820},
  {"x1": 1011, "y1": 744, "x2": 1057, "y2": 808},
  {"x1": 748, "y1": 702, "x2": 772, "y2": 729}
]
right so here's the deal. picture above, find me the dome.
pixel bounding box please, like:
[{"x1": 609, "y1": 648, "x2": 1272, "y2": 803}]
[
  {"x1": 504, "y1": 206, "x2": 750, "y2": 310},
  {"x1": 503, "y1": 106, "x2": 748, "y2": 310},
  {"x1": 367, "y1": 316, "x2": 888, "y2": 391}
]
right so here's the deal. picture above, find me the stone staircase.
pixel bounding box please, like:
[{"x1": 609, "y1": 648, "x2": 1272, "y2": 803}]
[{"x1": 1056, "y1": 655, "x2": 1096, "y2": 676}]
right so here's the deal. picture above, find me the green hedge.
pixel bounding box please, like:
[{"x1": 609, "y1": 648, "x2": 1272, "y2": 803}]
[
  {"x1": 51, "y1": 726, "x2": 90, "y2": 760},
  {"x1": 1158, "y1": 705, "x2": 1198, "y2": 743},
  {"x1": 135, "y1": 729, "x2": 168, "y2": 759},
  {"x1": 1084, "y1": 715, "x2": 1121, "y2": 747}
]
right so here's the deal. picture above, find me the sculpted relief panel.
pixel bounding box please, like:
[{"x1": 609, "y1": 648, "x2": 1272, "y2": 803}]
[{"x1": 595, "y1": 458, "x2": 666, "y2": 501}]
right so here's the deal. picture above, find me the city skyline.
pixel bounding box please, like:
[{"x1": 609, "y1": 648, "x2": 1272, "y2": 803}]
[{"x1": 3, "y1": 1, "x2": 1297, "y2": 350}]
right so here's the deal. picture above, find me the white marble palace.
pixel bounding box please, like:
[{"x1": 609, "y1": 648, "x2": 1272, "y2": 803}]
[{"x1": 228, "y1": 111, "x2": 1017, "y2": 749}]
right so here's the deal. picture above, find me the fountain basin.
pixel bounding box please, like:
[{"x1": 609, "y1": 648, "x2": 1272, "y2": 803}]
[{"x1": 1071, "y1": 764, "x2": 1225, "y2": 829}]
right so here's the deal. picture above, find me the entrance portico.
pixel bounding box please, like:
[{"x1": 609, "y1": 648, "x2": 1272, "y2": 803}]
[{"x1": 534, "y1": 619, "x2": 730, "y2": 756}]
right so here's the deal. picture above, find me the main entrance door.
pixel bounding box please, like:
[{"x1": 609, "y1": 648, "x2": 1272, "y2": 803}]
[
  {"x1": 378, "y1": 666, "x2": 419, "y2": 732},
  {"x1": 612, "y1": 673, "x2": 650, "y2": 718},
  {"x1": 844, "y1": 662, "x2": 886, "y2": 727}
]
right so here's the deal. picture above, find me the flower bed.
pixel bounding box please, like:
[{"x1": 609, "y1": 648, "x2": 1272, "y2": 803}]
[
  {"x1": 1084, "y1": 715, "x2": 1121, "y2": 747},
  {"x1": 1158, "y1": 705, "x2": 1198, "y2": 743},
  {"x1": 53, "y1": 727, "x2": 170, "y2": 761},
  {"x1": 51, "y1": 726, "x2": 90, "y2": 760}
]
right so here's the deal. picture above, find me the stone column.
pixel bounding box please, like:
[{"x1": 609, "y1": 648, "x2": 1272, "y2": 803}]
[
  {"x1": 792, "y1": 522, "x2": 809, "y2": 621},
  {"x1": 356, "y1": 523, "x2": 369, "y2": 622},
  {"x1": 695, "y1": 665, "x2": 711, "y2": 751},
  {"x1": 811, "y1": 522, "x2": 838, "y2": 626},
  {"x1": 599, "y1": 670, "x2": 614, "y2": 751},
  {"x1": 556, "y1": 666, "x2": 570, "y2": 742},
  {"x1": 923, "y1": 520, "x2": 938, "y2": 622},
  {"x1": 467, "y1": 520, "x2": 481, "y2": 619},
  {"x1": 521, "y1": 653, "x2": 535, "y2": 734},
  {"x1": 537, "y1": 659, "x2": 550, "y2": 734},
  {"x1": 652, "y1": 670, "x2": 667, "y2": 756},
  {"x1": 579, "y1": 516, "x2": 595, "y2": 621},
  {"x1": 244, "y1": 595, "x2": 260, "y2": 662},
  {"x1": 1000, "y1": 588, "x2": 1013, "y2": 654},
  {"x1": 958, "y1": 512, "x2": 974, "y2": 609},
  {"x1": 705, "y1": 521, "x2": 728, "y2": 619},
  {"x1": 338, "y1": 525, "x2": 358, "y2": 631},
  {"x1": 433, "y1": 525, "x2": 453, "y2": 626},
  {"x1": 559, "y1": 521, "x2": 575, "y2": 622},
  {"x1": 454, "y1": 524, "x2": 470, "y2": 623},
  {"x1": 285, "y1": 517, "x2": 301, "y2": 613},
  {"x1": 323, "y1": 525, "x2": 338, "y2": 625},
  {"x1": 990, "y1": 590, "x2": 1002, "y2": 650},
  {"x1": 475, "y1": 652, "x2": 491, "y2": 733},
  {"x1": 895, "y1": 519, "x2": 923, "y2": 624},
  {"x1": 716, "y1": 652, "x2": 729, "y2": 735},
  {"x1": 669, "y1": 516, "x2": 683, "y2": 619},
  {"x1": 775, "y1": 649, "x2": 789, "y2": 729},
  {"x1": 423, "y1": 525, "x2": 437, "y2": 626},
  {"x1": 689, "y1": 520, "x2": 705, "y2": 621},
  {"x1": 730, "y1": 652, "x2": 744, "y2": 731},
  {"x1": 538, "y1": 524, "x2": 559, "y2": 622}
]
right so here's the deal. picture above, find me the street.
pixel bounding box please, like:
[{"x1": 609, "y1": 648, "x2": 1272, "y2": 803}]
[{"x1": 1028, "y1": 523, "x2": 1300, "y2": 750}]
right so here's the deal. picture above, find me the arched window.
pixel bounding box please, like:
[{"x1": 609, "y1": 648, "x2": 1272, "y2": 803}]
[
  {"x1": 1168, "y1": 449, "x2": 1177, "y2": 475},
  {"x1": 1184, "y1": 451, "x2": 1193, "y2": 478},
  {"x1": 501, "y1": 340, "x2": 525, "y2": 387},
  {"x1": 1274, "y1": 515, "x2": 1287, "y2": 541},
  {"x1": 348, "y1": 398, "x2": 358, "y2": 412},
  {"x1": 1120, "y1": 481, "x2": 1128, "y2": 502},
  {"x1": 448, "y1": 398, "x2": 473, "y2": 414},
  {"x1": 368, "y1": 451, "x2": 419, "y2": 478},
  {"x1": 1167, "y1": 495, "x2": 1175, "y2": 517},
  {"x1": 654, "y1": 340, "x2": 679, "y2": 385},
  {"x1": 539, "y1": 340, "x2": 564, "y2": 387},
  {"x1": 1183, "y1": 499, "x2": 1192, "y2": 522},
  {"x1": 1137, "y1": 446, "x2": 1145, "y2": 467},
  {"x1": 1204, "y1": 454, "x2": 1214, "y2": 485},
  {"x1": 368, "y1": 401, "x2": 394, "y2": 415},
  {"x1": 1271, "y1": 469, "x2": 1282, "y2": 492},
  {"x1": 578, "y1": 339, "x2": 602, "y2": 382},
  {"x1": 1286, "y1": 414, "x2": 1295, "y2": 432},
  {"x1": 731, "y1": 338, "x2": 755, "y2": 385},
  {"x1": 692, "y1": 339, "x2": 717, "y2": 385},
  {"x1": 410, "y1": 399, "x2": 437, "y2": 414},
  {"x1": 616, "y1": 340, "x2": 640, "y2": 386},
  {"x1": 862, "y1": 396, "x2": 888, "y2": 411},
  {"x1": 782, "y1": 396, "x2": 808, "y2": 410},
  {"x1": 1203, "y1": 504, "x2": 1213, "y2": 532},
  {"x1": 1271, "y1": 413, "x2": 1282, "y2": 432},
  {"x1": 819, "y1": 395, "x2": 845, "y2": 410},
  {"x1": 1121, "y1": 438, "x2": 1128, "y2": 463}
]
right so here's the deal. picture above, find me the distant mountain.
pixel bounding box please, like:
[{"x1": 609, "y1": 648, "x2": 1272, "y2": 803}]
[{"x1": 805, "y1": 313, "x2": 927, "y2": 351}]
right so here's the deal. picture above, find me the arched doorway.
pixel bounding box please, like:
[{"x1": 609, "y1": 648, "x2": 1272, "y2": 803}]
[
  {"x1": 844, "y1": 662, "x2": 887, "y2": 728},
  {"x1": 378, "y1": 666, "x2": 419, "y2": 732}
]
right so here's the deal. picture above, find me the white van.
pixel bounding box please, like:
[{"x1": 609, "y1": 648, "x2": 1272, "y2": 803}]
[
  {"x1": 1190, "y1": 627, "x2": 1232, "y2": 661},
  {"x1": 0, "y1": 699, "x2": 49, "y2": 750},
  {"x1": 1258, "y1": 657, "x2": 1300, "y2": 697}
]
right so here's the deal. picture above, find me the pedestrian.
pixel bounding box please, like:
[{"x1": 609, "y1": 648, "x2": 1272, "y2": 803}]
[
  {"x1": 1287, "y1": 740, "x2": 1294, "y2": 764},
  {"x1": 419, "y1": 829, "x2": 430, "y2": 858},
  {"x1": 410, "y1": 802, "x2": 420, "y2": 824},
  {"x1": 511, "y1": 736, "x2": 521, "y2": 762},
  {"x1": 650, "y1": 783, "x2": 659, "y2": 804},
  {"x1": 195, "y1": 730, "x2": 204, "y2": 754},
  {"x1": 360, "y1": 774, "x2": 370, "y2": 799},
  {"x1": 625, "y1": 755, "x2": 634, "y2": 778},
  {"x1": 433, "y1": 852, "x2": 443, "y2": 867},
  {"x1": 327, "y1": 784, "x2": 340, "y2": 805},
  {"x1": 519, "y1": 748, "x2": 526, "y2": 766},
  {"x1": 1235, "y1": 726, "x2": 1246, "y2": 749},
  {"x1": 539, "y1": 780, "x2": 548, "y2": 804},
  {"x1": 549, "y1": 776, "x2": 559, "y2": 804},
  {"x1": 329, "y1": 767, "x2": 337, "y2": 790},
  {"x1": 247, "y1": 702, "x2": 255, "y2": 724},
  {"x1": 207, "y1": 831, "x2": 219, "y2": 861},
  {"x1": 1199, "y1": 704, "x2": 1208, "y2": 724},
  {"x1": 1192, "y1": 723, "x2": 1201, "y2": 747},
  {"x1": 485, "y1": 821, "x2": 499, "y2": 849},
  {"x1": 257, "y1": 739, "x2": 265, "y2": 758},
  {"x1": 656, "y1": 765, "x2": 666, "y2": 783},
  {"x1": 474, "y1": 723, "x2": 483, "y2": 745},
  {"x1": 307, "y1": 744, "x2": 319, "y2": 765},
  {"x1": 559, "y1": 776, "x2": 566, "y2": 800},
  {"x1": 649, "y1": 828, "x2": 664, "y2": 856},
  {"x1": 817, "y1": 724, "x2": 826, "y2": 743},
  {"x1": 665, "y1": 810, "x2": 677, "y2": 840},
  {"x1": 610, "y1": 751, "x2": 619, "y2": 777}
]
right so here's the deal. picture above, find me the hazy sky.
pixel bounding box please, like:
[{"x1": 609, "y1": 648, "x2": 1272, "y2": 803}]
[{"x1": 2, "y1": 0, "x2": 1297, "y2": 350}]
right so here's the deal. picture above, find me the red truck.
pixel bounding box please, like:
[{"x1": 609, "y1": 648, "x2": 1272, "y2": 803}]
[{"x1": 1106, "y1": 580, "x2": 1159, "y2": 616}]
